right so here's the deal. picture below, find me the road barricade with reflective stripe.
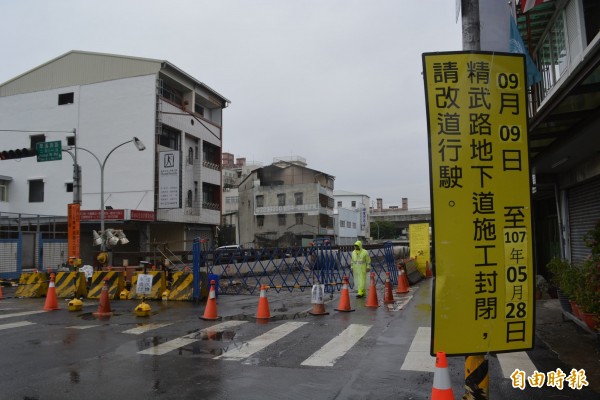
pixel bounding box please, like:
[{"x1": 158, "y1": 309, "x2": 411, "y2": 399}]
[
  {"x1": 167, "y1": 271, "x2": 194, "y2": 301},
  {"x1": 87, "y1": 271, "x2": 124, "y2": 299},
  {"x1": 55, "y1": 272, "x2": 88, "y2": 298},
  {"x1": 15, "y1": 272, "x2": 48, "y2": 298},
  {"x1": 128, "y1": 271, "x2": 166, "y2": 300}
]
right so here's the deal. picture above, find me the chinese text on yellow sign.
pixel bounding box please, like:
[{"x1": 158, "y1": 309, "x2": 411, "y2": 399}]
[{"x1": 423, "y1": 52, "x2": 534, "y2": 355}]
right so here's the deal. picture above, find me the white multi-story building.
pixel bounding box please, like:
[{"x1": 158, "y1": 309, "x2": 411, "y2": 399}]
[
  {"x1": 0, "y1": 51, "x2": 229, "y2": 265},
  {"x1": 333, "y1": 190, "x2": 370, "y2": 245},
  {"x1": 221, "y1": 154, "x2": 262, "y2": 245}
]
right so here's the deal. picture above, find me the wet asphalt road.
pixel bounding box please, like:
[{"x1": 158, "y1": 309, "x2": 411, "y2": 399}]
[{"x1": 0, "y1": 279, "x2": 598, "y2": 400}]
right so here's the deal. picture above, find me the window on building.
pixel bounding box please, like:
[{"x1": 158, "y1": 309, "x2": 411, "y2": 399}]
[
  {"x1": 188, "y1": 147, "x2": 194, "y2": 165},
  {"x1": 257, "y1": 215, "x2": 264, "y2": 227},
  {"x1": 340, "y1": 220, "x2": 345, "y2": 227},
  {"x1": 159, "y1": 125, "x2": 180, "y2": 150},
  {"x1": 58, "y1": 92, "x2": 74, "y2": 105},
  {"x1": 278, "y1": 193, "x2": 286, "y2": 206},
  {"x1": 295, "y1": 213, "x2": 303, "y2": 225},
  {"x1": 256, "y1": 195, "x2": 264, "y2": 207},
  {"x1": 66, "y1": 182, "x2": 73, "y2": 193},
  {"x1": 353, "y1": 222, "x2": 357, "y2": 229},
  {"x1": 161, "y1": 80, "x2": 183, "y2": 104},
  {"x1": 29, "y1": 179, "x2": 44, "y2": 203},
  {"x1": 194, "y1": 181, "x2": 198, "y2": 201},
  {"x1": 186, "y1": 190, "x2": 193, "y2": 207},
  {"x1": 351, "y1": 201, "x2": 356, "y2": 207},
  {"x1": 195, "y1": 104, "x2": 204, "y2": 116},
  {"x1": 295, "y1": 192, "x2": 303, "y2": 205},
  {"x1": 0, "y1": 184, "x2": 7, "y2": 202},
  {"x1": 337, "y1": 201, "x2": 342, "y2": 207},
  {"x1": 278, "y1": 214, "x2": 286, "y2": 226}
]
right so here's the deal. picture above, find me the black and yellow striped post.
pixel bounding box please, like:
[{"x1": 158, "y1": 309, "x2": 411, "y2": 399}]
[{"x1": 463, "y1": 355, "x2": 489, "y2": 400}]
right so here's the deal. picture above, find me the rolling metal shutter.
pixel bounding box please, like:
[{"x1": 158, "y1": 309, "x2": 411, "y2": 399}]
[{"x1": 567, "y1": 176, "x2": 600, "y2": 263}]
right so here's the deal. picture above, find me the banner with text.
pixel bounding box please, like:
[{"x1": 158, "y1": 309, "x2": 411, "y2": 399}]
[{"x1": 158, "y1": 150, "x2": 181, "y2": 209}]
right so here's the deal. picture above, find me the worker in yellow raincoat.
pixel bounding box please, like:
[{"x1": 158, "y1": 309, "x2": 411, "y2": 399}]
[{"x1": 350, "y1": 240, "x2": 371, "y2": 298}]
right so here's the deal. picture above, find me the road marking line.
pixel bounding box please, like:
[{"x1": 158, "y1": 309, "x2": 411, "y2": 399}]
[
  {"x1": 386, "y1": 295, "x2": 413, "y2": 311},
  {"x1": 301, "y1": 324, "x2": 371, "y2": 367},
  {"x1": 401, "y1": 326, "x2": 435, "y2": 372},
  {"x1": 497, "y1": 352, "x2": 537, "y2": 378},
  {"x1": 67, "y1": 325, "x2": 100, "y2": 330},
  {"x1": 0, "y1": 310, "x2": 46, "y2": 319},
  {"x1": 215, "y1": 321, "x2": 307, "y2": 360},
  {"x1": 123, "y1": 323, "x2": 173, "y2": 335},
  {"x1": 138, "y1": 320, "x2": 247, "y2": 356},
  {"x1": 0, "y1": 321, "x2": 36, "y2": 331}
]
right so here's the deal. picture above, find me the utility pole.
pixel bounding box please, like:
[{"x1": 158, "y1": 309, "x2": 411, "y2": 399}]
[{"x1": 461, "y1": 0, "x2": 480, "y2": 51}]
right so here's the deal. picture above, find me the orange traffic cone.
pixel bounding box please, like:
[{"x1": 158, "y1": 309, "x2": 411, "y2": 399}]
[
  {"x1": 201, "y1": 280, "x2": 219, "y2": 321},
  {"x1": 93, "y1": 278, "x2": 112, "y2": 319},
  {"x1": 0, "y1": 285, "x2": 3, "y2": 300},
  {"x1": 365, "y1": 272, "x2": 379, "y2": 308},
  {"x1": 43, "y1": 273, "x2": 59, "y2": 311},
  {"x1": 334, "y1": 276, "x2": 355, "y2": 312},
  {"x1": 432, "y1": 351, "x2": 454, "y2": 400},
  {"x1": 255, "y1": 285, "x2": 271, "y2": 320},
  {"x1": 309, "y1": 284, "x2": 329, "y2": 316},
  {"x1": 383, "y1": 272, "x2": 394, "y2": 304},
  {"x1": 396, "y1": 268, "x2": 410, "y2": 294},
  {"x1": 426, "y1": 261, "x2": 433, "y2": 278}
]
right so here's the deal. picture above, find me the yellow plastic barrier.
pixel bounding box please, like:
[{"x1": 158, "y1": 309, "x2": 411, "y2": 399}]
[
  {"x1": 15, "y1": 272, "x2": 48, "y2": 298},
  {"x1": 128, "y1": 271, "x2": 166, "y2": 300},
  {"x1": 166, "y1": 271, "x2": 194, "y2": 301},
  {"x1": 87, "y1": 271, "x2": 124, "y2": 299},
  {"x1": 55, "y1": 272, "x2": 88, "y2": 298}
]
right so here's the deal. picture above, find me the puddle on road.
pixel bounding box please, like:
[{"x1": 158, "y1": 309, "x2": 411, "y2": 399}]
[{"x1": 78, "y1": 312, "x2": 124, "y2": 320}]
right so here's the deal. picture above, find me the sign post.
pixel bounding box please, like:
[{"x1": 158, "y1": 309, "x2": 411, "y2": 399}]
[{"x1": 423, "y1": 51, "x2": 534, "y2": 356}]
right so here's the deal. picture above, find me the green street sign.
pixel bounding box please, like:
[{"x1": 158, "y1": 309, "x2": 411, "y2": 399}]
[{"x1": 36, "y1": 141, "x2": 62, "y2": 162}]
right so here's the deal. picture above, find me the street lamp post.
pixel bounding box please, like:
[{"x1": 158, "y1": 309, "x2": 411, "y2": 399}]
[
  {"x1": 372, "y1": 220, "x2": 380, "y2": 241},
  {"x1": 77, "y1": 137, "x2": 146, "y2": 250}
]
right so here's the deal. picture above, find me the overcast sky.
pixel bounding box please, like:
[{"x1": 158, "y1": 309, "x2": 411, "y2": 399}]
[{"x1": 1, "y1": 0, "x2": 462, "y2": 210}]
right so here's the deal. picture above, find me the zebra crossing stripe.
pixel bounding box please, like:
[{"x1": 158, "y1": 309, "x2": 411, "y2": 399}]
[
  {"x1": 401, "y1": 327, "x2": 538, "y2": 378},
  {"x1": 497, "y1": 352, "x2": 537, "y2": 378},
  {"x1": 0, "y1": 310, "x2": 46, "y2": 320},
  {"x1": 401, "y1": 326, "x2": 435, "y2": 372},
  {"x1": 138, "y1": 320, "x2": 247, "y2": 356},
  {"x1": 123, "y1": 323, "x2": 173, "y2": 335},
  {"x1": 215, "y1": 321, "x2": 308, "y2": 360},
  {"x1": 0, "y1": 321, "x2": 36, "y2": 331},
  {"x1": 301, "y1": 323, "x2": 371, "y2": 367},
  {"x1": 67, "y1": 325, "x2": 100, "y2": 330}
]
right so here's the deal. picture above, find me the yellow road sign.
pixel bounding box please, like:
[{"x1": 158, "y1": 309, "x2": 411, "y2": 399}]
[{"x1": 423, "y1": 51, "x2": 534, "y2": 355}]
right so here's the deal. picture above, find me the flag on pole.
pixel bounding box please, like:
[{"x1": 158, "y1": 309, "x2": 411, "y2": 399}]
[
  {"x1": 521, "y1": 0, "x2": 549, "y2": 13},
  {"x1": 509, "y1": 17, "x2": 542, "y2": 87}
]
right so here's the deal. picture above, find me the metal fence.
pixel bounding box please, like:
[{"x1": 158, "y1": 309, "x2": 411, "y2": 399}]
[
  {"x1": 0, "y1": 234, "x2": 68, "y2": 279},
  {"x1": 194, "y1": 239, "x2": 401, "y2": 296}
]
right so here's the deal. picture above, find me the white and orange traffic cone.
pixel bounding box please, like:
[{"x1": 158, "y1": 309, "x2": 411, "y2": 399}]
[
  {"x1": 255, "y1": 285, "x2": 271, "y2": 321},
  {"x1": 309, "y1": 284, "x2": 329, "y2": 316},
  {"x1": 201, "y1": 280, "x2": 219, "y2": 321},
  {"x1": 383, "y1": 272, "x2": 394, "y2": 304},
  {"x1": 93, "y1": 278, "x2": 112, "y2": 319},
  {"x1": 396, "y1": 268, "x2": 410, "y2": 294},
  {"x1": 43, "y1": 273, "x2": 59, "y2": 311},
  {"x1": 365, "y1": 272, "x2": 379, "y2": 308},
  {"x1": 432, "y1": 351, "x2": 454, "y2": 400},
  {"x1": 334, "y1": 276, "x2": 355, "y2": 312}
]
